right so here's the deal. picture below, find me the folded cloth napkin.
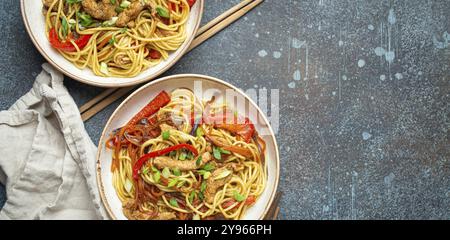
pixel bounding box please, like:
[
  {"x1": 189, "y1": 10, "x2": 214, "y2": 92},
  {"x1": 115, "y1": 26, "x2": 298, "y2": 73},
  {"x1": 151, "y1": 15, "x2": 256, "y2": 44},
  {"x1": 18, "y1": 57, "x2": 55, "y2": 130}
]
[{"x1": 0, "y1": 64, "x2": 108, "y2": 220}]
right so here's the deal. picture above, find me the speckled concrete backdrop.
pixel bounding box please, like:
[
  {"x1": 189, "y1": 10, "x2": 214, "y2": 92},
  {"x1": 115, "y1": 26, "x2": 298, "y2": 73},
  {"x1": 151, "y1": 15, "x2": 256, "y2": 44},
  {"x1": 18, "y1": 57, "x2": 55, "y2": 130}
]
[{"x1": 0, "y1": 0, "x2": 449, "y2": 219}]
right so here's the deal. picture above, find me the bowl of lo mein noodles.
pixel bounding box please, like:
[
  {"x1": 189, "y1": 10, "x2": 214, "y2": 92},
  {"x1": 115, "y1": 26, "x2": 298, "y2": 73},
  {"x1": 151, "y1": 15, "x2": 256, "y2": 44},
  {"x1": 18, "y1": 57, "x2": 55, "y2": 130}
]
[
  {"x1": 96, "y1": 74, "x2": 280, "y2": 220},
  {"x1": 21, "y1": 0, "x2": 203, "y2": 87}
]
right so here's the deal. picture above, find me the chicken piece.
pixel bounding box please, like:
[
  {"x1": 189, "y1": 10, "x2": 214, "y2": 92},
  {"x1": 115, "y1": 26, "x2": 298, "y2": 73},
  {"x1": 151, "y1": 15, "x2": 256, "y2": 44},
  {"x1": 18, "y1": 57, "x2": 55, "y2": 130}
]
[
  {"x1": 205, "y1": 167, "x2": 233, "y2": 204},
  {"x1": 116, "y1": 0, "x2": 146, "y2": 27},
  {"x1": 153, "y1": 152, "x2": 212, "y2": 171},
  {"x1": 82, "y1": 0, "x2": 118, "y2": 21}
]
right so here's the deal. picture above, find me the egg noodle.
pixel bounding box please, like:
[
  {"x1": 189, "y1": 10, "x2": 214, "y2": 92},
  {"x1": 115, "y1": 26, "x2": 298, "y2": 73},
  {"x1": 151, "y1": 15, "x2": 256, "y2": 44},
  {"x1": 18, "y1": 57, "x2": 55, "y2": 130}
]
[
  {"x1": 107, "y1": 89, "x2": 267, "y2": 220},
  {"x1": 43, "y1": 0, "x2": 192, "y2": 77}
]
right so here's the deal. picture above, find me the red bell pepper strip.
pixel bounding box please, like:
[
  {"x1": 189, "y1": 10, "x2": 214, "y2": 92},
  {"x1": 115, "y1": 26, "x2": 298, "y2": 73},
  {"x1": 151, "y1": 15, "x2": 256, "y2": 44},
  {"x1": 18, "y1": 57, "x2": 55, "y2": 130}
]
[
  {"x1": 148, "y1": 49, "x2": 162, "y2": 59},
  {"x1": 48, "y1": 28, "x2": 92, "y2": 52},
  {"x1": 126, "y1": 91, "x2": 171, "y2": 127},
  {"x1": 199, "y1": 110, "x2": 256, "y2": 143},
  {"x1": 187, "y1": 0, "x2": 196, "y2": 8},
  {"x1": 133, "y1": 144, "x2": 198, "y2": 180}
]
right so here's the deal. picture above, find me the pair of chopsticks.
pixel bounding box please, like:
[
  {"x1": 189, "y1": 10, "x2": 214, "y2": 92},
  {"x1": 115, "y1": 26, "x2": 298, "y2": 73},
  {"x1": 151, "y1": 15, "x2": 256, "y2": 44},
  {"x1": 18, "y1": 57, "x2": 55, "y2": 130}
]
[{"x1": 79, "y1": 0, "x2": 264, "y2": 121}]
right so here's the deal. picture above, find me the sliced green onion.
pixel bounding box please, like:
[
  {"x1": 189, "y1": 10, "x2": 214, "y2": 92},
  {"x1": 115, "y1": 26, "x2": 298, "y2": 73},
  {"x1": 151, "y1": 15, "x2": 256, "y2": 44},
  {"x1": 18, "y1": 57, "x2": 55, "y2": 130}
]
[
  {"x1": 198, "y1": 191, "x2": 204, "y2": 201},
  {"x1": 195, "y1": 156, "x2": 202, "y2": 166},
  {"x1": 196, "y1": 127, "x2": 204, "y2": 137},
  {"x1": 162, "y1": 131, "x2": 170, "y2": 140},
  {"x1": 103, "y1": 16, "x2": 118, "y2": 26},
  {"x1": 162, "y1": 167, "x2": 171, "y2": 178},
  {"x1": 202, "y1": 163, "x2": 215, "y2": 171},
  {"x1": 100, "y1": 62, "x2": 109, "y2": 75},
  {"x1": 173, "y1": 168, "x2": 181, "y2": 176},
  {"x1": 124, "y1": 179, "x2": 133, "y2": 193},
  {"x1": 110, "y1": 0, "x2": 116, "y2": 4},
  {"x1": 213, "y1": 169, "x2": 232, "y2": 180},
  {"x1": 141, "y1": 166, "x2": 149, "y2": 175},
  {"x1": 66, "y1": 0, "x2": 82, "y2": 4},
  {"x1": 156, "y1": 6, "x2": 170, "y2": 18},
  {"x1": 203, "y1": 172, "x2": 211, "y2": 179},
  {"x1": 179, "y1": 152, "x2": 187, "y2": 160},
  {"x1": 108, "y1": 36, "x2": 116, "y2": 45},
  {"x1": 153, "y1": 170, "x2": 160, "y2": 183},
  {"x1": 219, "y1": 148, "x2": 231, "y2": 155},
  {"x1": 213, "y1": 147, "x2": 221, "y2": 160},
  {"x1": 176, "y1": 180, "x2": 185, "y2": 188},
  {"x1": 188, "y1": 191, "x2": 196, "y2": 204},
  {"x1": 169, "y1": 198, "x2": 179, "y2": 207},
  {"x1": 233, "y1": 191, "x2": 246, "y2": 202},
  {"x1": 120, "y1": 0, "x2": 131, "y2": 8},
  {"x1": 61, "y1": 17, "x2": 69, "y2": 37},
  {"x1": 200, "y1": 181, "x2": 207, "y2": 193},
  {"x1": 168, "y1": 178, "x2": 178, "y2": 188},
  {"x1": 77, "y1": 12, "x2": 93, "y2": 27},
  {"x1": 169, "y1": 150, "x2": 176, "y2": 158}
]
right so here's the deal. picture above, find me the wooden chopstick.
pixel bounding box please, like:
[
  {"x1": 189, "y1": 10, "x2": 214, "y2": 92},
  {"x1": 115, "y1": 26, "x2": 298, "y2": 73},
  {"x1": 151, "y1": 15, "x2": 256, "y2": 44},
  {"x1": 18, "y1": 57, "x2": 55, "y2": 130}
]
[
  {"x1": 264, "y1": 191, "x2": 282, "y2": 220},
  {"x1": 195, "y1": 0, "x2": 256, "y2": 36},
  {"x1": 80, "y1": 0, "x2": 264, "y2": 121}
]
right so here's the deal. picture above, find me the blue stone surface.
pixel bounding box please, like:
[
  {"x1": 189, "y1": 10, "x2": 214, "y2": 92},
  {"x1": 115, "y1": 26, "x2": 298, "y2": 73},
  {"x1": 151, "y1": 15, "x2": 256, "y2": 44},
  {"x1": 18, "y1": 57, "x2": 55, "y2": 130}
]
[{"x1": 0, "y1": 0, "x2": 449, "y2": 219}]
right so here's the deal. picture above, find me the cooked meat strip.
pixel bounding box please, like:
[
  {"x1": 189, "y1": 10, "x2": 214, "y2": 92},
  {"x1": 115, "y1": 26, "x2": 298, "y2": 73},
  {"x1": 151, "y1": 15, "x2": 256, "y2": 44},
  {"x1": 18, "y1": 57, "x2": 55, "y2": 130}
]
[
  {"x1": 204, "y1": 166, "x2": 233, "y2": 204},
  {"x1": 116, "y1": 0, "x2": 145, "y2": 27},
  {"x1": 82, "y1": 0, "x2": 118, "y2": 21},
  {"x1": 153, "y1": 152, "x2": 212, "y2": 171}
]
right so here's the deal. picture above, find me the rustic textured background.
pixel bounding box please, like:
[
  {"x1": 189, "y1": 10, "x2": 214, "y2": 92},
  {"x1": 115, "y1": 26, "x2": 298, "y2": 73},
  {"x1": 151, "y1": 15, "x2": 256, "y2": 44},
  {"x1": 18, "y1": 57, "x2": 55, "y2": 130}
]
[{"x1": 0, "y1": 0, "x2": 449, "y2": 219}]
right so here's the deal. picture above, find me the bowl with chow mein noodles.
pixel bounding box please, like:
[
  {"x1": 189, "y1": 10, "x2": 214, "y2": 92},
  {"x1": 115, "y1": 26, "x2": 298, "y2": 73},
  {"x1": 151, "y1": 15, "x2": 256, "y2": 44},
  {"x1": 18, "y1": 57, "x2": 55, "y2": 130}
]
[
  {"x1": 21, "y1": 0, "x2": 203, "y2": 87},
  {"x1": 96, "y1": 74, "x2": 280, "y2": 220}
]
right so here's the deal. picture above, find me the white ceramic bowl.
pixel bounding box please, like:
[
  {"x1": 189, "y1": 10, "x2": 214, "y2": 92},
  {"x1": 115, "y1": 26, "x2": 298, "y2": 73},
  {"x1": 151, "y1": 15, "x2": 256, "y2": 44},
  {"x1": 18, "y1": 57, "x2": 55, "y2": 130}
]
[
  {"x1": 96, "y1": 74, "x2": 280, "y2": 220},
  {"x1": 20, "y1": 0, "x2": 204, "y2": 87}
]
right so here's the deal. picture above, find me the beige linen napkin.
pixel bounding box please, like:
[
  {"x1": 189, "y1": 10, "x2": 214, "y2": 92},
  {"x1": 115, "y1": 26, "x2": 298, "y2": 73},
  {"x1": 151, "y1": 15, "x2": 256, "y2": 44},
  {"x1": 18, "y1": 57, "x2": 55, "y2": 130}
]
[{"x1": 0, "y1": 64, "x2": 107, "y2": 219}]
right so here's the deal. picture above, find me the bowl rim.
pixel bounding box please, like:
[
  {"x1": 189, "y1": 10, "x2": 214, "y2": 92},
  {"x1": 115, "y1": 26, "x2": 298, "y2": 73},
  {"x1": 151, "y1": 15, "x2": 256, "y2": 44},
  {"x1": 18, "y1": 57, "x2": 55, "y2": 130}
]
[
  {"x1": 20, "y1": 0, "x2": 204, "y2": 88},
  {"x1": 95, "y1": 74, "x2": 280, "y2": 220}
]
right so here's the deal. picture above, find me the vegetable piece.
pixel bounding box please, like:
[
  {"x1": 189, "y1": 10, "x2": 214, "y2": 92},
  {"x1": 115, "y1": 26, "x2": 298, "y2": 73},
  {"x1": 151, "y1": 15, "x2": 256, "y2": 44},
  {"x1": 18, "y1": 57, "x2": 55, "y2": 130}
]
[
  {"x1": 202, "y1": 163, "x2": 215, "y2": 171},
  {"x1": 126, "y1": 91, "x2": 171, "y2": 127},
  {"x1": 103, "y1": 16, "x2": 118, "y2": 26},
  {"x1": 168, "y1": 178, "x2": 178, "y2": 188},
  {"x1": 77, "y1": 12, "x2": 93, "y2": 27},
  {"x1": 148, "y1": 49, "x2": 162, "y2": 59},
  {"x1": 48, "y1": 28, "x2": 92, "y2": 52},
  {"x1": 124, "y1": 179, "x2": 133, "y2": 193},
  {"x1": 100, "y1": 62, "x2": 109, "y2": 75},
  {"x1": 233, "y1": 191, "x2": 245, "y2": 202},
  {"x1": 133, "y1": 144, "x2": 198, "y2": 180},
  {"x1": 213, "y1": 147, "x2": 221, "y2": 160},
  {"x1": 169, "y1": 198, "x2": 179, "y2": 207},
  {"x1": 203, "y1": 172, "x2": 211, "y2": 179},
  {"x1": 195, "y1": 156, "x2": 202, "y2": 166},
  {"x1": 162, "y1": 131, "x2": 170, "y2": 140},
  {"x1": 173, "y1": 168, "x2": 181, "y2": 176},
  {"x1": 162, "y1": 167, "x2": 171, "y2": 178},
  {"x1": 187, "y1": 0, "x2": 196, "y2": 7},
  {"x1": 245, "y1": 195, "x2": 256, "y2": 206},
  {"x1": 196, "y1": 127, "x2": 204, "y2": 137},
  {"x1": 110, "y1": 0, "x2": 116, "y2": 4},
  {"x1": 120, "y1": 0, "x2": 131, "y2": 8},
  {"x1": 213, "y1": 169, "x2": 232, "y2": 180},
  {"x1": 200, "y1": 181, "x2": 207, "y2": 193},
  {"x1": 61, "y1": 17, "x2": 69, "y2": 37},
  {"x1": 156, "y1": 6, "x2": 170, "y2": 18},
  {"x1": 219, "y1": 148, "x2": 231, "y2": 154},
  {"x1": 176, "y1": 180, "x2": 185, "y2": 188},
  {"x1": 188, "y1": 191, "x2": 196, "y2": 204},
  {"x1": 179, "y1": 152, "x2": 187, "y2": 160},
  {"x1": 153, "y1": 170, "x2": 161, "y2": 183}
]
